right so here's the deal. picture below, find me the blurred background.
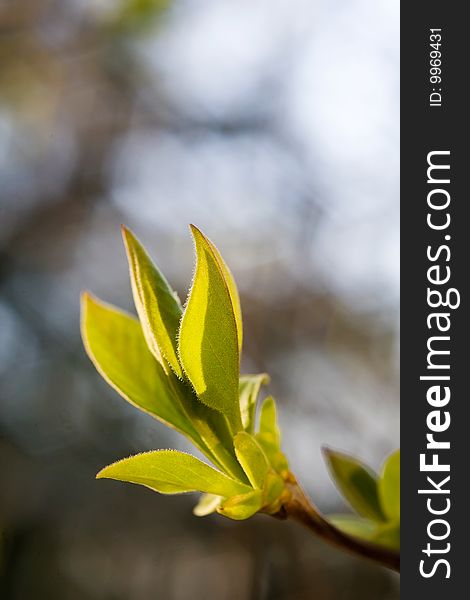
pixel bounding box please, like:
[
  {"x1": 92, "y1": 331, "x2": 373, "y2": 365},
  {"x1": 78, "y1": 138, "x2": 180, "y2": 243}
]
[{"x1": 0, "y1": 0, "x2": 399, "y2": 598}]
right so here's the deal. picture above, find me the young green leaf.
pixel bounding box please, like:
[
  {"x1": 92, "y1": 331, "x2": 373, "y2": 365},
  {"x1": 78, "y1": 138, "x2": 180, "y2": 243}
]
[
  {"x1": 258, "y1": 395, "x2": 281, "y2": 446},
  {"x1": 379, "y1": 450, "x2": 400, "y2": 521},
  {"x1": 193, "y1": 493, "x2": 223, "y2": 517},
  {"x1": 239, "y1": 373, "x2": 269, "y2": 433},
  {"x1": 262, "y1": 471, "x2": 286, "y2": 512},
  {"x1": 323, "y1": 448, "x2": 385, "y2": 522},
  {"x1": 165, "y1": 375, "x2": 248, "y2": 482},
  {"x1": 328, "y1": 514, "x2": 400, "y2": 551},
  {"x1": 373, "y1": 520, "x2": 400, "y2": 551},
  {"x1": 328, "y1": 515, "x2": 378, "y2": 542},
  {"x1": 81, "y1": 293, "x2": 200, "y2": 443},
  {"x1": 178, "y1": 225, "x2": 241, "y2": 429},
  {"x1": 122, "y1": 226, "x2": 183, "y2": 377},
  {"x1": 217, "y1": 490, "x2": 263, "y2": 520},
  {"x1": 97, "y1": 450, "x2": 252, "y2": 496},
  {"x1": 234, "y1": 432, "x2": 269, "y2": 489},
  {"x1": 202, "y1": 232, "x2": 243, "y2": 354},
  {"x1": 81, "y1": 292, "x2": 246, "y2": 481},
  {"x1": 255, "y1": 396, "x2": 289, "y2": 472}
]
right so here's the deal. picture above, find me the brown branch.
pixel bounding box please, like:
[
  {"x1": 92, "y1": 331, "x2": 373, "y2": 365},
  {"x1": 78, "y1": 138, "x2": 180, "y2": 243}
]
[{"x1": 272, "y1": 475, "x2": 400, "y2": 572}]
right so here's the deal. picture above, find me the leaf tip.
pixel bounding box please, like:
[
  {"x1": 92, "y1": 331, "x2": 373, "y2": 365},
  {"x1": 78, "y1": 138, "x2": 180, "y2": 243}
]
[
  {"x1": 80, "y1": 289, "x2": 92, "y2": 306},
  {"x1": 95, "y1": 466, "x2": 108, "y2": 480},
  {"x1": 261, "y1": 373, "x2": 271, "y2": 385},
  {"x1": 80, "y1": 291, "x2": 107, "y2": 334},
  {"x1": 188, "y1": 224, "x2": 209, "y2": 247},
  {"x1": 121, "y1": 223, "x2": 137, "y2": 251},
  {"x1": 322, "y1": 446, "x2": 350, "y2": 465}
]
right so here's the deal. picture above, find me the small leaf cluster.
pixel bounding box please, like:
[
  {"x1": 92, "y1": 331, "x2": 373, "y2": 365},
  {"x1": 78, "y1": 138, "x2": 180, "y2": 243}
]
[
  {"x1": 81, "y1": 224, "x2": 400, "y2": 567},
  {"x1": 324, "y1": 448, "x2": 400, "y2": 551},
  {"x1": 81, "y1": 225, "x2": 289, "y2": 520}
]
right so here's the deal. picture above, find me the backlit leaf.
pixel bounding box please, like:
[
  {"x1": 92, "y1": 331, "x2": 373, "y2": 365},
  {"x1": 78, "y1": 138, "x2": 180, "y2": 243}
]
[
  {"x1": 202, "y1": 232, "x2": 243, "y2": 353},
  {"x1": 82, "y1": 292, "x2": 247, "y2": 479},
  {"x1": 262, "y1": 471, "x2": 285, "y2": 512},
  {"x1": 329, "y1": 514, "x2": 400, "y2": 551},
  {"x1": 193, "y1": 493, "x2": 222, "y2": 517},
  {"x1": 234, "y1": 432, "x2": 269, "y2": 489},
  {"x1": 379, "y1": 450, "x2": 400, "y2": 521},
  {"x1": 328, "y1": 514, "x2": 378, "y2": 541},
  {"x1": 323, "y1": 448, "x2": 384, "y2": 522},
  {"x1": 258, "y1": 395, "x2": 281, "y2": 446},
  {"x1": 81, "y1": 293, "x2": 199, "y2": 443},
  {"x1": 217, "y1": 490, "x2": 263, "y2": 520},
  {"x1": 97, "y1": 450, "x2": 252, "y2": 496},
  {"x1": 256, "y1": 396, "x2": 288, "y2": 472},
  {"x1": 178, "y1": 225, "x2": 241, "y2": 429},
  {"x1": 374, "y1": 519, "x2": 400, "y2": 551},
  {"x1": 122, "y1": 226, "x2": 183, "y2": 377},
  {"x1": 167, "y1": 377, "x2": 248, "y2": 481},
  {"x1": 239, "y1": 373, "x2": 269, "y2": 433}
]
